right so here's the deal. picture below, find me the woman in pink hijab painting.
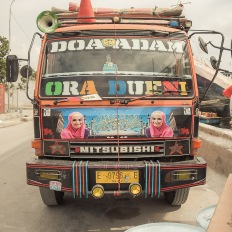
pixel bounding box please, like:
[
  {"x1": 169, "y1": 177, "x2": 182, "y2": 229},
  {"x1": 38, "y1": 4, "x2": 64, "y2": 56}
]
[
  {"x1": 61, "y1": 112, "x2": 89, "y2": 139},
  {"x1": 145, "y1": 111, "x2": 173, "y2": 138}
]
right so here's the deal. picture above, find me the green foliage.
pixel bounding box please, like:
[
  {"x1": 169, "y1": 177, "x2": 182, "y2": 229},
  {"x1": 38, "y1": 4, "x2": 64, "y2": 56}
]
[
  {"x1": 0, "y1": 36, "x2": 8, "y2": 85},
  {"x1": 17, "y1": 71, "x2": 36, "y2": 90}
]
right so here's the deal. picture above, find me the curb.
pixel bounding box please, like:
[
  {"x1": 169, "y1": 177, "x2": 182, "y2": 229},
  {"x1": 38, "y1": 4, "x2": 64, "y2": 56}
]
[
  {"x1": 0, "y1": 115, "x2": 33, "y2": 128},
  {"x1": 199, "y1": 123, "x2": 232, "y2": 176}
]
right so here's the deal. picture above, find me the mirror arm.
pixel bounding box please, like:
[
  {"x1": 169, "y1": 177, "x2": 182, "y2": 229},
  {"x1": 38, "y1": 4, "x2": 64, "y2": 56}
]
[
  {"x1": 208, "y1": 41, "x2": 232, "y2": 52},
  {"x1": 26, "y1": 32, "x2": 43, "y2": 104},
  {"x1": 199, "y1": 32, "x2": 225, "y2": 103},
  {"x1": 188, "y1": 30, "x2": 221, "y2": 40},
  {"x1": 187, "y1": 30, "x2": 226, "y2": 103}
]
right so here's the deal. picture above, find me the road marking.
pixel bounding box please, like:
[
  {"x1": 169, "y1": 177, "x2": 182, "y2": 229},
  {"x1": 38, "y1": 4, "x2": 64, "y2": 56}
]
[
  {"x1": 3, "y1": 225, "x2": 28, "y2": 230},
  {"x1": 0, "y1": 144, "x2": 28, "y2": 162}
]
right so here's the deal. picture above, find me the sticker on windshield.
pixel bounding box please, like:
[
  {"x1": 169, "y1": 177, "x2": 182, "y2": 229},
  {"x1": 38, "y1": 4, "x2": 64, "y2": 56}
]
[
  {"x1": 103, "y1": 54, "x2": 118, "y2": 73},
  {"x1": 43, "y1": 108, "x2": 51, "y2": 117},
  {"x1": 49, "y1": 38, "x2": 184, "y2": 53},
  {"x1": 41, "y1": 77, "x2": 190, "y2": 97}
]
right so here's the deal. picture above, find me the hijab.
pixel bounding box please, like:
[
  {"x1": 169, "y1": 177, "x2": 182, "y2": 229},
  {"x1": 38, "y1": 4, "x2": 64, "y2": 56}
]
[
  {"x1": 61, "y1": 112, "x2": 85, "y2": 139},
  {"x1": 149, "y1": 111, "x2": 173, "y2": 137}
]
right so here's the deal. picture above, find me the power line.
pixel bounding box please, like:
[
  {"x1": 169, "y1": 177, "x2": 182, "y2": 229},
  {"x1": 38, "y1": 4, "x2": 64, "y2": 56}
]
[{"x1": 11, "y1": 12, "x2": 31, "y2": 41}]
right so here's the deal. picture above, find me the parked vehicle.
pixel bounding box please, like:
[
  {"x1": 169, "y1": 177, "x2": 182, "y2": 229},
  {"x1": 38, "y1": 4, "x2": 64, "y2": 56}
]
[
  {"x1": 6, "y1": 1, "x2": 229, "y2": 206},
  {"x1": 195, "y1": 59, "x2": 232, "y2": 127}
]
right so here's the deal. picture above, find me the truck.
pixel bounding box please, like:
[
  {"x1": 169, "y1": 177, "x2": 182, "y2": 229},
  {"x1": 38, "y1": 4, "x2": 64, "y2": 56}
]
[{"x1": 7, "y1": 1, "x2": 225, "y2": 206}]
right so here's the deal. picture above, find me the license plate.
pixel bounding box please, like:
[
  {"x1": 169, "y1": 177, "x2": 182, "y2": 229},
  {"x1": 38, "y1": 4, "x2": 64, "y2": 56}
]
[{"x1": 96, "y1": 170, "x2": 139, "y2": 184}]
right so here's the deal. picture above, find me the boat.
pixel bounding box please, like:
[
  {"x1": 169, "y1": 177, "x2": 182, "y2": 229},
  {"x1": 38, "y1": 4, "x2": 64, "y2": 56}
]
[{"x1": 195, "y1": 58, "x2": 232, "y2": 128}]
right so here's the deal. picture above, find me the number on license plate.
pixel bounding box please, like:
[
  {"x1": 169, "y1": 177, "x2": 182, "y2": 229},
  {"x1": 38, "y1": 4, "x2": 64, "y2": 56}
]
[{"x1": 96, "y1": 170, "x2": 139, "y2": 183}]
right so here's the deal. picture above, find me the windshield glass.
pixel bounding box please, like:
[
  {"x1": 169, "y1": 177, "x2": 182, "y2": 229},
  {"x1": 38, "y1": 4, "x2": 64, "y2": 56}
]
[{"x1": 40, "y1": 36, "x2": 193, "y2": 98}]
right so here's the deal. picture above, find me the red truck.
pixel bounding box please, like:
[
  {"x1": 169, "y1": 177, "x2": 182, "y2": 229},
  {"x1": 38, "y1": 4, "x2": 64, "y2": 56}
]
[{"x1": 8, "y1": 1, "x2": 226, "y2": 206}]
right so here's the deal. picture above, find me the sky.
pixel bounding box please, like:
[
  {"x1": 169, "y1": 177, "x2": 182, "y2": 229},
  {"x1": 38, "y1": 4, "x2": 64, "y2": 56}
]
[{"x1": 0, "y1": 0, "x2": 232, "y2": 71}]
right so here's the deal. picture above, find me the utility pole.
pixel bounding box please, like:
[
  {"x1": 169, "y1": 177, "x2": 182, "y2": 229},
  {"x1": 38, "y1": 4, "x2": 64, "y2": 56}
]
[{"x1": 7, "y1": 0, "x2": 16, "y2": 112}]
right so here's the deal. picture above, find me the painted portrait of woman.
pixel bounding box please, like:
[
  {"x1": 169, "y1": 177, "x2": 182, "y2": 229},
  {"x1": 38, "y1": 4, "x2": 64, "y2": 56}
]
[
  {"x1": 61, "y1": 112, "x2": 89, "y2": 139},
  {"x1": 145, "y1": 111, "x2": 173, "y2": 138}
]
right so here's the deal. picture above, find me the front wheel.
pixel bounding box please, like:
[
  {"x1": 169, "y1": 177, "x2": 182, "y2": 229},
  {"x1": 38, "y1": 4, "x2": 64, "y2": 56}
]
[
  {"x1": 164, "y1": 188, "x2": 190, "y2": 206},
  {"x1": 39, "y1": 187, "x2": 64, "y2": 206}
]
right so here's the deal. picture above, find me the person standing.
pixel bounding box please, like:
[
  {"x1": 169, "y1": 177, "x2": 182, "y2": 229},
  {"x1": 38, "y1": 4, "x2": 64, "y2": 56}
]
[{"x1": 223, "y1": 85, "x2": 232, "y2": 129}]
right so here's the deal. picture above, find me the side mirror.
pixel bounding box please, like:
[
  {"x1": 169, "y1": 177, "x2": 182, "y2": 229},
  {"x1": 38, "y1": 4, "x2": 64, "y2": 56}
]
[
  {"x1": 6, "y1": 55, "x2": 19, "y2": 82},
  {"x1": 20, "y1": 65, "x2": 33, "y2": 78},
  {"x1": 198, "y1": 36, "x2": 208, "y2": 54},
  {"x1": 210, "y1": 56, "x2": 218, "y2": 70}
]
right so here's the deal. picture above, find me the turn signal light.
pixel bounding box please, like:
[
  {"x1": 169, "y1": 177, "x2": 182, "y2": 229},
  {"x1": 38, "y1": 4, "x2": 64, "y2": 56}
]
[
  {"x1": 191, "y1": 138, "x2": 202, "y2": 156},
  {"x1": 92, "y1": 185, "x2": 104, "y2": 199},
  {"x1": 184, "y1": 20, "x2": 192, "y2": 28},
  {"x1": 32, "y1": 140, "x2": 43, "y2": 156},
  {"x1": 129, "y1": 183, "x2": 142, "y2": 196},
  {"x1": 113, "y1": 17, "x2": 120, "y2": 23}
]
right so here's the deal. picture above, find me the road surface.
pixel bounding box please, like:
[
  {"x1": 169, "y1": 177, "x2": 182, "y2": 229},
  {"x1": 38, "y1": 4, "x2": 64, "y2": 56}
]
[{"x1": 0, "y1": 121, "x2": 228, "y2": 232}]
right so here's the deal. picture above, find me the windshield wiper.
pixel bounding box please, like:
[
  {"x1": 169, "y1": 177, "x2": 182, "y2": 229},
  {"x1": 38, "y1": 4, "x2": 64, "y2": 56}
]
[
  {"x1": 109, "y1": 99, "x2": 131, "y2": 105},
  {"x1": 73, "y1": 30, "x2": 161, "y2": 36},
  {"x1": 54, "y1": 94, "x2": 102, "y2": 105},
  {"x1": 43, "y1": 73, "x2": 78, "y2": 78},
  {"x1": 125, "y1": 90, "x2": 192, "y2": 102},
  {"x1": 54, "y1": 98, "x2": 70, "y2": 105}
]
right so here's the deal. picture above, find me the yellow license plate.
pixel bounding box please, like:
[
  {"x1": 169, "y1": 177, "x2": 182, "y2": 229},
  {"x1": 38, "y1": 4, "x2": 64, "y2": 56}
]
[{"x1": 96, "y1": 170, "x2": 139, "y2": 184}]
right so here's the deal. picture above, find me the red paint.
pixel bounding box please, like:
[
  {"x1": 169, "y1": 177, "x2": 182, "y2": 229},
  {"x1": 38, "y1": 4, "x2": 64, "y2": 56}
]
[{"x1": 0, "y1": 84, "x2": 5, "y2": 114}]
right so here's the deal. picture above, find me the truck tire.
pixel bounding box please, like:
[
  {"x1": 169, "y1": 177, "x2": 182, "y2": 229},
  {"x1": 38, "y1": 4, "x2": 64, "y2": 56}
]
[
  {"x1": 39, "y1": 187, "x2": 64, "y2": 206},
  {"x1": 164, "y1": 188, "x2": 190, "y2": 206}
]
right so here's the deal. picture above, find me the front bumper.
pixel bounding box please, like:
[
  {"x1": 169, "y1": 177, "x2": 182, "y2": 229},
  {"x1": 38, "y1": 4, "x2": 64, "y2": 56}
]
[{"x1": 27, "y1": 157, "x2": 206, "y2": 198}]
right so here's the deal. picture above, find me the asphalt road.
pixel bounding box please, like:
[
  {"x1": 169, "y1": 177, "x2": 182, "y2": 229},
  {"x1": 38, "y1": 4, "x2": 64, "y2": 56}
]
[{"x1": 0, "y1": 121, "x2": 228, "y2": 232}]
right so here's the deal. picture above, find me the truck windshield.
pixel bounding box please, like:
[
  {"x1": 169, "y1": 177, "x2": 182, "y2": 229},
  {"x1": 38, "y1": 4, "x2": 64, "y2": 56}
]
[{"x1": 40, "y1": 36, "x2": 193, "y2": 98}]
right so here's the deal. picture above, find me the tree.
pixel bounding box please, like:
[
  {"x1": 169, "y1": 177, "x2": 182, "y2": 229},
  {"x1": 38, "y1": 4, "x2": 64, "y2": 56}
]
[
  {"x1": 0, "y1": 36, "x2": 8, "y2": 85},
  {"x1": 0, "y1": 35, "x2": 36, "y2": 92}
]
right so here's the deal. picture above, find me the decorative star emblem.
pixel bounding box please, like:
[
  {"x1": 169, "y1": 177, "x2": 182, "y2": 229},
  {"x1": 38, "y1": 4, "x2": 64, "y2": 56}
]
[
  {"x1": 169, "y1": 141, "x2": 183, "y2": 155},
  {"x1": 49, "y1": 142, "x2": 64, "y2": 154}
]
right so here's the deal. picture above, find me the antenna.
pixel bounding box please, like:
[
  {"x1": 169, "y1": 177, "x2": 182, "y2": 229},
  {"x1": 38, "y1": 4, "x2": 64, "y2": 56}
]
[{"x1": 172, "y1": 1, "x2": 191, "y2": 7}]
